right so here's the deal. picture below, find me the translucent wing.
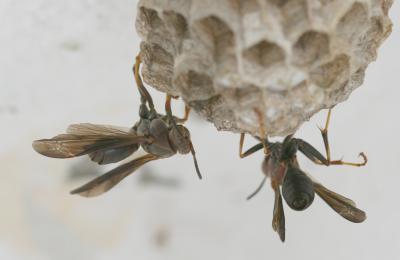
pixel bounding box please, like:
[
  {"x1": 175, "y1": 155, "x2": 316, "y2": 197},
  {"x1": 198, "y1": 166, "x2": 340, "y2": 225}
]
[
  {"x1": 272, "y1": 187, "x2": 286, "y2": 242},
  {"x1": 89, "y1": 145, "x2": 139, "y2": 165},
  {"x1": 33, "y1": 124, "x2": 151, "y2": 159},
  {"x1": 313, "y1": 182, "x2": 366, "y2": 223},
  {"x1": 67, "y1": 123, "x2": 132, "y2": 136},
  {"x1": 70, "y1": 154, "x2": 158, "y2": 197}
]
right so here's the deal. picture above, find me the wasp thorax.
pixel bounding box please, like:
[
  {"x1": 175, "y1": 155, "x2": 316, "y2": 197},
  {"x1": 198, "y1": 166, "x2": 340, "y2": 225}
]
[
  {"x1": 282, "y1": 166, "x2": 315, "y2": 211},
  {"x1": 280, "y1": 139, "x2": 298, "y2": 161},
  {"x1": 169, "y1": 125, "x2": 191, "y2": 154}
]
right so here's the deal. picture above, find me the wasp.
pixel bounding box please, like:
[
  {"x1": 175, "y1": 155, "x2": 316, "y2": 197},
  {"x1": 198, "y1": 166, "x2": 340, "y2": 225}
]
[
  {"x1": 32, "y1": 55, "x2": 201, "y2": 197},
  {"x1": 240, "y1": 108, "x2": 367, "y2": 242}
]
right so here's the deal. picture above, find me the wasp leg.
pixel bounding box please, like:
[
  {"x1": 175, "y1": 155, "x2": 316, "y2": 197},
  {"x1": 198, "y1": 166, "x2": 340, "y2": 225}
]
[
  {"x1": 317, "y1": 108, "x2": 367, "y2": 167},
  {"x1": 165, "y1": 94, "x2": 178, "y2": 126},
  {"x1": 239, "y1": 133, "x2": 264, "y2": 158},
  {"x1": 165, "y1": 94, "x2": 173, "y2": 117},
  {"x1": 323, "y1": 153, "x2": 368, "y2": 167},
  {"x1": 319, "y1": 108, "x2": 333, "y2": 161},
  {"x1": 173, "y1": 96, "x2": 190, "y2": 123},
  {"x1": 165, "y1": 95, "x2": 191, "y2": 124},
  {"x1": 253, "y1": 108, "x2": 270, "y2": 155},
  {"x1": 296, "y1": 139, "x2": 367, "y2": 167},
  {"x1": 165, "y1": 94, "x2": 180, "y2": 135},
  {"x1": 297, "y1": 109, "x2": 367, "y2": 167},
  {"x1": 133, "y1": 55, "x2": 156, "y2": 111},
  {"x1": 179, "y1": 105, "x2": 191, "y2": 123}
]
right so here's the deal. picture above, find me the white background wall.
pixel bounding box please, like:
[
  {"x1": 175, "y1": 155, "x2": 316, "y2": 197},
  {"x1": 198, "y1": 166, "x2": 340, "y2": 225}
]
[{"x1": 1, "y1": 1, "x2": 399, "y2": 259}]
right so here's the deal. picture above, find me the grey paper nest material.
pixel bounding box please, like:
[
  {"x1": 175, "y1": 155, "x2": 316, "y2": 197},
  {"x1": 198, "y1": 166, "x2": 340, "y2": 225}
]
[{"x1": 135, "y1": 0, "x2": 393, "y2": 137}]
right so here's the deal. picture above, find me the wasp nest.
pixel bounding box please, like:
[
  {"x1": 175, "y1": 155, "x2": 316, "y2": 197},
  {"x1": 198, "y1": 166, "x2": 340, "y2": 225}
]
[{"x1": 135, "y1": 0, "x2": 393, "y2": 137}]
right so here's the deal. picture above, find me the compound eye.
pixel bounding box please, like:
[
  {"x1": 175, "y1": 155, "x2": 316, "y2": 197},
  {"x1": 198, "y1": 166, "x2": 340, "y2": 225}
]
[{"x1": 169, "y1": 126, "x2": 191, "y2": 154}]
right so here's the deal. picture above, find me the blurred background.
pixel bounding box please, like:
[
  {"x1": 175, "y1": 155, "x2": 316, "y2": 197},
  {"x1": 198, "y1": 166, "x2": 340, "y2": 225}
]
[{"x1": 1, "y1": 1, "x2": 399, "y2": 259}]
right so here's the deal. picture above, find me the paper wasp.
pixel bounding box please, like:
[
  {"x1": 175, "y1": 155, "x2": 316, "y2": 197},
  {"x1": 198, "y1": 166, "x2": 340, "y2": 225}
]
[
  {"x1": 33, "y1": 55, "x2": 201, "y2": 197},
  {"x1": 240, "y1": 108, "x2": 367, "y2": 242}
]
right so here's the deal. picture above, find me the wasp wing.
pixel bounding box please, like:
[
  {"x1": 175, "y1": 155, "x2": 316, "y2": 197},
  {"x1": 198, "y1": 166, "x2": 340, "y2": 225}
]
[
  {"x1": 88, "y1": 145, "x2": 140, "y2": 165},
  {"x1": 33, "y1": 124, "x2": 151, "y2": 159},
  {"x1": 70, "y1": 154, "x2": 158, "y2": 197},
  {"x1": 67, "y1": 123, "x2": 132, "y2": 136},
  {"x1": 272, "y1": 187, "x2": 286, "y2": 242},
  {"x1": 313, "y1": 182, "x2": 366, "y2": 223}
]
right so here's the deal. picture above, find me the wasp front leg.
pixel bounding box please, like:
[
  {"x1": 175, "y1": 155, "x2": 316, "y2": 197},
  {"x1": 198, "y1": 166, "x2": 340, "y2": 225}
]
[
  {"x1": 179, "y1": 105, "x2": 191, "y2": 123},
  {"x1": 253, "y1": 108, "x2": 271, "y2": 155},
  {"x1": 165, "y1": 94, "x2": 191, "y2": 124},
  {"x1": 239, "y1": 133, "x2": 264, "y2": 158}
]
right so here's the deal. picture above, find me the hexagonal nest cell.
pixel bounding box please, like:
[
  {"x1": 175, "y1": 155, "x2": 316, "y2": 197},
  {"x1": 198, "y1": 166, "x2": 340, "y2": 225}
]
[
  {"x1": 243, "y1": 40, "x2": 286, "y2": 69},
  {"x1": 292, "y1": 31, "x2": 330, "y2": 67},
  {"x1": 135, "y1": 0, "x2": 393, "y2": 137}
]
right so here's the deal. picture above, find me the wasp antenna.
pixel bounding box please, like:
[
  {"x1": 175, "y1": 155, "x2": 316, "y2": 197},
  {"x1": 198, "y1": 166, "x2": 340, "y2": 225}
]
[
  {"x1": 189, "y1": 142, "x2": 202, "y2": 180},
  {"x1": 246, "y1": 177, "x2": 267, "y2": 200}
]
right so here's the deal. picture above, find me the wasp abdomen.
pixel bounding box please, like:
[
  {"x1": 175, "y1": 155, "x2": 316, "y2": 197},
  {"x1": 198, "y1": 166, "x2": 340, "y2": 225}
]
[{"x1": 282, "y1": 166, "x2": 315, "y2": 211}]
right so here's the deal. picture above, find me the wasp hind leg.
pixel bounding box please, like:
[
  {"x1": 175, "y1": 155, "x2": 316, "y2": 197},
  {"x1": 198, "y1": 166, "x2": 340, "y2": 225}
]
[{"x1": 316, "y1": 108, "x2": 367, "y2": 167}]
